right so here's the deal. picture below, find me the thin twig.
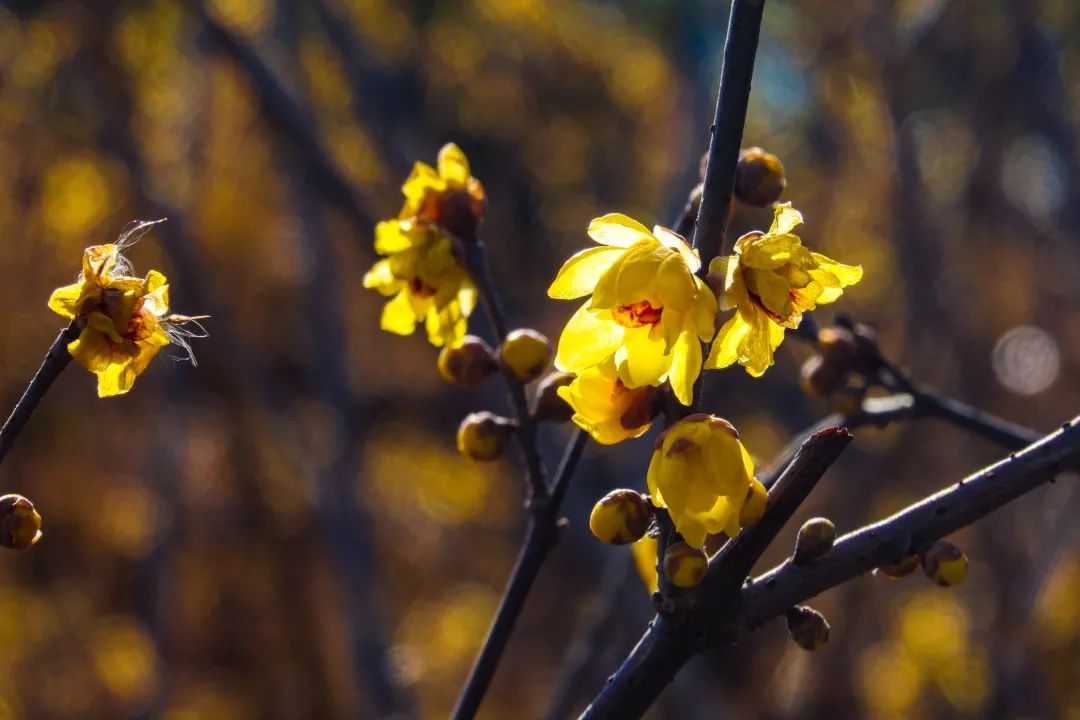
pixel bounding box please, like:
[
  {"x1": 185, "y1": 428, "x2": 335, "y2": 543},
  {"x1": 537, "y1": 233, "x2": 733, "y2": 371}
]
[
  {"x1": 690, "y1": 0, "x2": 767, "y2": 269},
  {"x1": 739, "y1": 415, "x2": 1080, "y2": 629},
  {"x1": 452, "y1": 428, "x2": 588, "y2": 720},
  {"x1": 0, "y1": 322, "x2": 79, "y2": 470}
]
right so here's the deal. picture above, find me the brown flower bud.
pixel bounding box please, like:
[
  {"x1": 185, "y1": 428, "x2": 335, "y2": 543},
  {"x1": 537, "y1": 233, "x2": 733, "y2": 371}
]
[
  {"x1": 499, "y1": 329, "x2": 552, "y2": 383},
  {"x1": 532, "y1": 371, "x2": 575, "y2": 423},
  {"x1": 663, "y1": 542, "x2": 708, "y2": 588},
  {"x1": 921, "y1": 540, "x2": 968, "y2": 587},
  {"x1": 793, "y1": 517, "x2": 836, "y2": 565},
  {"x1": 800, "y1": 355, "x2": 848, "y2": 397},
  {"x1": 456, "y1": 412, "x2": 516, "y2": 461},
  {"x1": 875, "y1": 554, "x2": 920, "y2": 579},
  {"x1": 786, "y1": 605, "x2": 830, "y2": 651},
  {"x1": 817, "y1": 326, "x2": 858, "y2": 372},
  {"x1": 438, "y1": 336, "x2": 498, "y2": 387},
  {"x1": 589, "y1": 490, "x2": 652, "y2": 545},
  {"x1": 739, "y1": 478, "x2": 768, "y2": 527},
  {"x1": 0, "y1": 494, "x2": 42, "y2": 550},
  {"x1": 734, "y1": 147, "x2": 786, "y2": 207}
]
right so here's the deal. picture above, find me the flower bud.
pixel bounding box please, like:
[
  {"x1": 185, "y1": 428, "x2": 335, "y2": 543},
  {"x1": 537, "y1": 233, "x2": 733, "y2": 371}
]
[
  {"x1": 0, "y1": 494, "x2": 42, "y2": 550},
  {"x1": 786, "y1": 605, "x2": 830, "y2": 651},
  {"x1": 456, "y1": 412, "x2": 516, "y2": 461},
  {"x1": 498, "y1": 329, "x2": 552, "y2": 383},
  {"x1": 817, "y1": 326, "x2": 858, "y2": 371},
  {"x1": 738, "y1": 478, "x2": 768, "y2": 527},
  {"x1": 438, "y1": 336, "x2": 498, "y2": 387},
  {"x1": 875, "y1": 554, "x2": 920, "y2": 579},
  {"x1": 921, "y1": 540, "x2": 968, "y2": 587},
  {"x1": 734, "y1": 147, "x2": 786, "y2": 207},
  {"x1": 589, "y1": 489, "x2": 652, "y2": 545},
  {"x1": 800, "y1": 355, "x2": 847, "y2": 397},
  {"x1": 793, "y1": 517, "x2": 836, "y2": 565},
  {"x1": 532, "y1": 371, "x2": 575, "y2": 423},
  {"x1": 663, "y1": 542, "x2": 708, "y2": 588}
]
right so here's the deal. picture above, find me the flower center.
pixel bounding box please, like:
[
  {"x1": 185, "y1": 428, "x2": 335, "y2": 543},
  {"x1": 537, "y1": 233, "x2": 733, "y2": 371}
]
[
  {"x1": 612, "y1": 300, "x2": 663, "y2": 328},
  {"x1": 408, "y1": 276, "x2": 438, "y2": 299}
]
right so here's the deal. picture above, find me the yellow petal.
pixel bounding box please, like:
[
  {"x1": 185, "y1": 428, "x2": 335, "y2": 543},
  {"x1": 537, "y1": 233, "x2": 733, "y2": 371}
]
[
  {"x1": 741, "y1": 307, "x2": 786, "y2": 377},
  {"x1": 47, "y1": 282, "x2": 86, "y2": 319},
  {"x1": 745, "y1": 267, "x2": 793, "y2": 319},
  {"x1": 555, "y1": 302, "x2": 624, "y2": 372},
  {"x1": 651, "y1": 225, "x2": 700, "y2": 273},
  {"x1": 769, "y1": 202, "x2": 803, "y2": 236},
  {"x1": 82, "y1": 244, "x2": 119, "y2": 278},
  {"x1": 691, "y1": 277, "x2": 718, "y2": 340},
  {"x1": 437, "y1": 143, "x2": 470, "y2": 185},
  {"x1": 705, "y1": 312, "x2": 750, "y2": 369},
  {"x1": 96, "y1": 362, "x2": 136, "y2": 397},
  {"x1": 630, "y1": 536, "x2": 659, "y2": 593},
  {"x1": 87, "y1": 311, "x2": 125, "y2": 344},
  {"x1": 668, "y1": 330, "x2": 702, "y2": 406},
  {"x1": 646, "y1": 449, "x2": 664, "y2": 504},
  {"x1": 652, "y1": 250, "x2": 694, "y2": 312},
  {"x1": 375, "y1": 220, "x2": 415, "y2": 254},
  {"x1": 400, "y1": 162, "x2": 442, "y2": 216},
  {"x1": 68, "y1": 329, "x2": 118, "y2": 374},
  {"x1": 547, "y1": 246, "x2": 624, "y2": 299},
  {"x1": 615, "y1": 326, "x2": 670, "y2": 389},
  {"x1": 380, "y1": 292, "x2": 417, "y2": 336},
  {"x1": 587, "y1": 213, "x2": 655, "y2": 247}
]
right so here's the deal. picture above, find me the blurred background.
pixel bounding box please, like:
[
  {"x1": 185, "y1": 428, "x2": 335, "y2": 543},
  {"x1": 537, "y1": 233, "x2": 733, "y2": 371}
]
[{"x1": 0, "y1": 0, "x2": 1078, "y2": 717}]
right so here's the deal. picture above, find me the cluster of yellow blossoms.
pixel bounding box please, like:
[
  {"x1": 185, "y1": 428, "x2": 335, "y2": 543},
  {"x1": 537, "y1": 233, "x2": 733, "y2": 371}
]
[
  {"x1": 48, "y1": 238, "x2": 202, "y2": 397},
  {"x1": 364, "y1": 144, "x2": 484, "y2": 348},
  {"x1": 366, "y1": 143, "x2": 863, "y2": 569}
]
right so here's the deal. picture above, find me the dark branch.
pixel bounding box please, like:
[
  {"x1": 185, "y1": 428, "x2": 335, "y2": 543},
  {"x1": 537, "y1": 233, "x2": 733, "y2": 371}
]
[
  {"x1": 0, "y1": 322, "x2": 79, "y2": 471},
  {"x1": 739, "y1": 415, "x2": 1080, "y2": 630},
  {"x1": 452, "y1": 428, "x2": 588, "y2": 720},
  {"x1": 690, "y1": 0, "x2": 766, "y2": 268}
]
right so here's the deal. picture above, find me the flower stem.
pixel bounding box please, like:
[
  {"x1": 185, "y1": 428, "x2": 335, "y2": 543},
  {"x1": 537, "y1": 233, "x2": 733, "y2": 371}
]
[
  {"x1": 0, "y1": 322, "x2": 79, "y2": 470},
  {"x1": 690, "y1": 0, "x2": 767, "y2": 270},
  {"x1": 451, "y1": 428, "x2": 587, "y2": 720}
]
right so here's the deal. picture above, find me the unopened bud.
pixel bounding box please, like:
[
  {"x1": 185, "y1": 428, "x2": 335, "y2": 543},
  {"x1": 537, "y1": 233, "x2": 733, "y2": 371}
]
[
  {"x1": 438, "y1": 336, "x2": 498, "y2": 387},
  {"x1": 532, "y1": 371, "x2": 575, "y2": 423},
  {"x1": 589, "y1": 489, "x2": 652, "y2": 545},
  {"x1": 0, "y1": 495, "x2": 42, "y2": 550},
  {"x1": 499, "y1": 329, "x2": 552, "y2": 383},
  {"x1": 734, "y1": 147, "x2": 786, "y2": 207},
  {"x1": 456, "y1": 412, "x2": 516, "y2": 461},
  {"x1": 875, "y1": 554, "x2": 920, "y2": 579},
  {"x1": 739, "y1": 478, "x2": 768, "y2": 527},
  {"x1": 793, "y1": 517, "x2": 836, "y2": 565},
  {"x1": 663, "y1": 542, "x2": 708, "y2": 588},
  {"x1": 818, "y1": 326, "x2": 858, "y2": 371},
  {"x1": 786, "y1": 605, "x2": 830, "y2": 651},
  {"x1": 921, "y1": 540, "x2": 968, "y2": 587},
  {"x1": 800, "y1": 355, "x2": 848, "y2": 397}
]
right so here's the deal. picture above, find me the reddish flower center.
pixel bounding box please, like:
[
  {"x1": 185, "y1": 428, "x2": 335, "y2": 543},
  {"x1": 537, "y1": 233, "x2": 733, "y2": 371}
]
[
  {"x1": 612, "y1": 300, "x2": 663, "y2": 328},
  {"x1": 408, "y1": 276, "x2": 438, "y2": 299}
]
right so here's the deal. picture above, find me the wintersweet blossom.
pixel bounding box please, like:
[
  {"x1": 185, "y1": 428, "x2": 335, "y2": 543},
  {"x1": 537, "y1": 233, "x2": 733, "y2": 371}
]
[
  {"x1": 548, "y1": 215, "x2": 717, "y2": 405},
  {"x1": 646, "y1": 414, "x2": 756, "y2": 548},
  {"x1": 706, "y1": 203, "x2": 862, "y2": 376},
  {"x1": 556, "y1": 358, "x2": 658, "y2": 445}
]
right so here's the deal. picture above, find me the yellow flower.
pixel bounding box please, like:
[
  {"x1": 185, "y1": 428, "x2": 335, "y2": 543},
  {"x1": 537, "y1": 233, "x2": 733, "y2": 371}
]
[
  {"x1": 366, "y1": 143, "x2": 485, "y2": 348},
  {"x1": 548, "y1": 215, "x2": 717, "y2": 405},
  {"x1": 48, "y1": 243, "x2": 179, "y2": 397},
  {"x1": 646, "y1": 414, "x2": 755, "y2": 548},
  {"x1": 363, "y1": 222, "x2": 477, "y2": 347},
  {"x1": 556, "y1": 358, "x2": 658, "y2": 445},
  {"x1": 398, "y1": 143, "x2": 486, "y2": 237},
  {"x1": 705, "y1": 203, "x2": 862, "y2": 377}
]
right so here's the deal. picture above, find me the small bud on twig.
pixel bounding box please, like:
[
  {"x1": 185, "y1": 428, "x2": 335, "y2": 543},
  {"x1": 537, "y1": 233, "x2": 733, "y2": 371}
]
[
  {"x1": 589, "y1": 490, "x2": 652, "y2": 545},
  {"x1": 874, "y1": 554, "x2": 920, "y2": 579},
  {"x1": 457, "y1": 412, "x2": 516, "y2": 461},
  {"x1": 663, "y1": 542, "x2": 708, "y2": 588},
  {"x1": 921, "y1": 540, "x2": 968, "y2": 587},
  {"x1": 786, "y1": 605, "x2": 830, "y2": 651},
  {"x1": 498, "y1": 329, "x2": 552, "y2": 383},
  {"x1": 738, "y1": 478, "x2": 768, "y2": 527},
  {"x1": 532, "y1": 371, "x2": 574, "y2": 423},
  {"x1": 734, "y1": 147, "x2": 786, "y2": 207},
  {"x1": 438, "y1": 336, "x2": 498, "y2": 387},
  {"x1": 793, "y1": 517, "x2": 836, "y2": 565},
  {"x1": 0, "y1": 494, "x2": 42, "y2": 550}
]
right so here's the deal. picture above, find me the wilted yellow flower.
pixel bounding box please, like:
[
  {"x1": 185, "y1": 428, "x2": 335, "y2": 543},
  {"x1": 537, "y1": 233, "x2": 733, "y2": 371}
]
[
  {"x1": 364, "y1": 222, "x2": 477, "y2": 347},
  {"x1": 398, "y1": 143, "x2": 486, "y2": 238},
  {"x1": 646, "y1": 414, "x2": 755, "y2": 548},
  {"x1": 556, "y1": 358, "x2": 659, "y2": 445},
  {"x1": 48, "y1": 240, "x2": 200, "y2": 397},
  {"x1": 706, "y1": 203, "x2": 862, "y2": 376},
  {"x1": 548, "y1": 215, "x2": 717, "y2": 405},
  {"x1": 366, "y1": 143, "x2": 485, "y2": 348}
]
